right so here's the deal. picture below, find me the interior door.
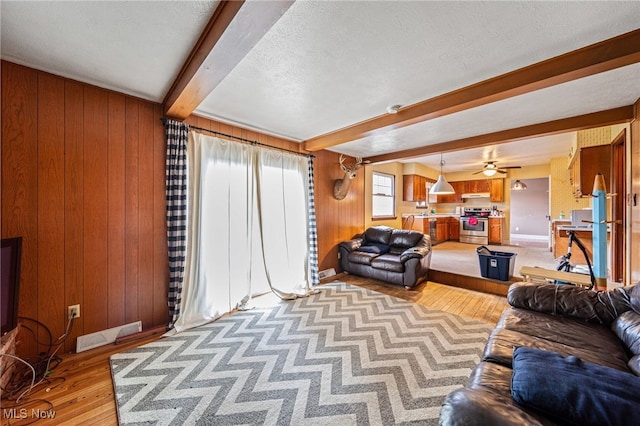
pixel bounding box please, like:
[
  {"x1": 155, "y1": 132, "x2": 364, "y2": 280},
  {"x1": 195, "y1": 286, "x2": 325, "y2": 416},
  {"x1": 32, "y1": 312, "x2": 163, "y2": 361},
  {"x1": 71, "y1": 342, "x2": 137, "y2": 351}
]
[
  {"x1": 611, "y1": 129, "x2": 626, "y2": 283},
  {"x1": 631, "y1": 99, "x2": 640, "y2": 283}
]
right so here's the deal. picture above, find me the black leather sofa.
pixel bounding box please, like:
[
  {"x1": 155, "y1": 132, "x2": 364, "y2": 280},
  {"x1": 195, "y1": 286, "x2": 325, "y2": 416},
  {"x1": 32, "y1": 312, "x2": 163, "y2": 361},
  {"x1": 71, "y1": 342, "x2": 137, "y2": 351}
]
[
  {"x1": 439, "y1": 282, "x2": 640, "y2": 426},
  {"x1": 338, "y1": 226, "x2": 431, "y2": 288}
]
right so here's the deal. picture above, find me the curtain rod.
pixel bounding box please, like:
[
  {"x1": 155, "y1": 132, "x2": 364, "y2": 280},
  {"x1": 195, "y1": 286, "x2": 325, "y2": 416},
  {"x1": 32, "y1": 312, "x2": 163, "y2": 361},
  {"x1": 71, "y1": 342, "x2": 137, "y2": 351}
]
[{"x1": 180, "y1": 122, "x2": 313, "y2": 159}]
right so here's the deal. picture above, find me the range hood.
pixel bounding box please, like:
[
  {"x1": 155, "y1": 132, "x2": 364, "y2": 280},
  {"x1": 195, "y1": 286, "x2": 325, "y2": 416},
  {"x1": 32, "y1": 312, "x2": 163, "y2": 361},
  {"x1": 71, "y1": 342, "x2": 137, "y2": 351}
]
[{"x1": 461, "y1": 192, "x2": 490, "y2": 199}]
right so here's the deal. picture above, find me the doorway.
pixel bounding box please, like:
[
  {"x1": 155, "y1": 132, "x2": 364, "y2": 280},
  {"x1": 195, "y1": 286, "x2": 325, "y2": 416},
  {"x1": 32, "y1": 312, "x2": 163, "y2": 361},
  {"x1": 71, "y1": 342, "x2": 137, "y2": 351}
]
[
  {"x1": 509, "y1": 177, "x2": 550, "y2": 247},
  {"x1": 611, "y1": 129, "x2": 626, "y2": 283}
]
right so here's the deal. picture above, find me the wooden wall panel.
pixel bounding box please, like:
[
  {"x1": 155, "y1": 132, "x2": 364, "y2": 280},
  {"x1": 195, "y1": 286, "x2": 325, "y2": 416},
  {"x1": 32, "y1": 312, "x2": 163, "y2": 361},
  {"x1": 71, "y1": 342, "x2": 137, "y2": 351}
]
[
  {"x1": 138, "y1": 102, "x2": 155, "y2": 329},
  {"x1": 107, "y1": 93, "x2": 126, "y2": 327},
  {"x1": 1, "y1": 61, "x2": 365, "y2": 355},
  {"x1": 1, "y1": 63, "x2": 39, "y2": 356},
  {"x1": 313, "y1": 150, "x2": 365, "y2": 272},
  {"x1": 1, "y1": 62, "x2": 169, "y2": 355},
  {"x1": 124, "y1": 98, "x2": 140, "y2": 324},
  {"x1": 37, "y1": 73, "x2": 65, "y2": 353},
  {"x1": 153, "y1": 104, "x2": 169, "y2": 326},
  {"x1": 83, "y1": 86, "x2": 109, "y2": 334},
  {"x1": 63, "y1": 80, "x2": 84, "y2": 352}
]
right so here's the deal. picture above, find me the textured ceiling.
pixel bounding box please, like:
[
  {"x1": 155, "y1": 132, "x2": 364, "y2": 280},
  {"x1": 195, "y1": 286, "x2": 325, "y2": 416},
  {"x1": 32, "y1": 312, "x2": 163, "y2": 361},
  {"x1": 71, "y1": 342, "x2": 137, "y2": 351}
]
[
  {"x1": 2, "y1": 1, "x2": 639, "y2": 173},
  {"x1": 196, "y1": 1, "x2": 640, "y2": 141},
  {"x1": 1, "y1": 1, "x2": 218, "y2": 101}
]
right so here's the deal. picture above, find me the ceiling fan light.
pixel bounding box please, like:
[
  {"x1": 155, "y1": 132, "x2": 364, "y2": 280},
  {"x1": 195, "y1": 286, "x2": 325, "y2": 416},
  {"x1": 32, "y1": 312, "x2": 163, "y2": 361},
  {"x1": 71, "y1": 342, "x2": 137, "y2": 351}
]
[
  {"x1": 430, "y1": 174, "x2": 455, "y2": 194},
  {"x1": 511, "y1": 180, "x2": 527, "y2": 191},
  {"x1": 483, "y1": 169, "x2": 497, "y2": 176}
]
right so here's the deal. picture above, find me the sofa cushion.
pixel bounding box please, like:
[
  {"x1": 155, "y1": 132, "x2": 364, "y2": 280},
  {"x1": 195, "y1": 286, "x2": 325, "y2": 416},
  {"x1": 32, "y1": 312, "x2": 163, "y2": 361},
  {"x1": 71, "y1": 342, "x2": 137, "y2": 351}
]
[
  {"x1": 612, "y1": 310, "x2": 640, "y2": 355},
  {"x1": 371, "y1": 254, "x2": 404, "y2": 273},
  {"x1": 482, "y1": 327, "x2": 631, "y2": 372},
  {"x1": 466, "y1": 361, "x2": 513, "y2": 398},
  {"x1": 511, "y1": 347, "x2": 640, "y2": 426},
  {"x1": 389, "y1": 229, "x2": 423, "y2": 249},
  {"x1": 497, "y1": 308, "x2": 627, "y2": 356},
  {"x1": 356, "y1": 243, "x2": 389, "y2": 255},
  {"x1": 347, "y1": 251, "x2": 379, "y2": 266},
  {"x1": 363, "y1": 226, "x2": 393, "y2": 245},
  {"x1": 507, "y1": 282, "x2": 633, "y2": 325}
]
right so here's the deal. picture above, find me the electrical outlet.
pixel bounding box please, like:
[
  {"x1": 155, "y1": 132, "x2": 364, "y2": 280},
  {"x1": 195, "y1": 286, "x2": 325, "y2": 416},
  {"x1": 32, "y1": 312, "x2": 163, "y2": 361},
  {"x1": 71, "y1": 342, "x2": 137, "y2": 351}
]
[{"x1": 68, "y1": 304, "x2": 80, "y2": 319}]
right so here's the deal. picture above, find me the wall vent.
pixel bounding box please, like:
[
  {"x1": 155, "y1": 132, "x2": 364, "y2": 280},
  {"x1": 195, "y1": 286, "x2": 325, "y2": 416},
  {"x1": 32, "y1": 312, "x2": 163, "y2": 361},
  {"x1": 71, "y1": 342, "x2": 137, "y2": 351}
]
[
  {"x1": 76, "y1": 321, "x2": 142, "y2": 353},
  {"x1": 319, "y1": 268, "x2": 336, "y2": 280}
]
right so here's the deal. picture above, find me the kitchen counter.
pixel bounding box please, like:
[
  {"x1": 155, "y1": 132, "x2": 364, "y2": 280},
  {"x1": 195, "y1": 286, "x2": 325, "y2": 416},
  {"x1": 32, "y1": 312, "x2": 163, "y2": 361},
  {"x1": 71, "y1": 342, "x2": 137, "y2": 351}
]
[
  {"x1": 402, "y1": 213, "x2": 460, "y2": 218},
  {"x1": 558, "y1": 225, "x2": 610, "y2": 232}
]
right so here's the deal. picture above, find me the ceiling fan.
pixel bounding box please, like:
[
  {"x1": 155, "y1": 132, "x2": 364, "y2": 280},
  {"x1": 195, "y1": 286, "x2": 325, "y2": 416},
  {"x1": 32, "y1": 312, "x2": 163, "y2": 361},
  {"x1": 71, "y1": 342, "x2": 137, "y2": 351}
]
[{"x1": 472, "y1": 161, "x2": 521, "y2": 176}]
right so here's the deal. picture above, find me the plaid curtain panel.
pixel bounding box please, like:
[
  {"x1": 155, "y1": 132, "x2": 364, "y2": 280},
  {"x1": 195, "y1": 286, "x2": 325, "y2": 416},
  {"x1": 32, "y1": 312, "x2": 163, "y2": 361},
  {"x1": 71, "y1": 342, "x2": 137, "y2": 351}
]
[
  {"x1": 308, "y1": 156, "x2": 319, "y2": 285},
  {"x1": 163, "y1": 119, "x2": 189, "y2": 328}
]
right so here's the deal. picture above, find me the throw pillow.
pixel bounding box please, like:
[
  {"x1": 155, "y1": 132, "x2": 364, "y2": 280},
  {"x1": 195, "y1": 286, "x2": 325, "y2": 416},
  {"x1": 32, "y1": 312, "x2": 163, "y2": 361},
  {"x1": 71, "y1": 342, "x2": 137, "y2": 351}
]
[
  {"x1": 511, "y1": 347, "x2": 640, "y2": 426},
  {"x1": 357, "y1": 243, "x2": 389, "y2": 254}
]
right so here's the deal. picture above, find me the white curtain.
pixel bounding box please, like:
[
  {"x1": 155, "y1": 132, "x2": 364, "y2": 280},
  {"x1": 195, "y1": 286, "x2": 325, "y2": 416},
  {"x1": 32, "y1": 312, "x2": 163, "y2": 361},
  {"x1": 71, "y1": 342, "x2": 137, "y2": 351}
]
[{"x1": 173, "y1": 131, "x2": 312, "y2": 332}]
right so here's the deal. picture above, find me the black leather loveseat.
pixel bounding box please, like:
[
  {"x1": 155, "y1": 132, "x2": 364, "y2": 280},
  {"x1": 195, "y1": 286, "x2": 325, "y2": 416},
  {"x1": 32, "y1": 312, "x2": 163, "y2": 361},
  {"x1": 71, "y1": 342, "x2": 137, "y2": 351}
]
[
  {"x1": 338, "y1": 226, "x2": 431, "y2": 288},
  {"x1": 439, "y1": 281, "x2": 640, "y2": 426}
]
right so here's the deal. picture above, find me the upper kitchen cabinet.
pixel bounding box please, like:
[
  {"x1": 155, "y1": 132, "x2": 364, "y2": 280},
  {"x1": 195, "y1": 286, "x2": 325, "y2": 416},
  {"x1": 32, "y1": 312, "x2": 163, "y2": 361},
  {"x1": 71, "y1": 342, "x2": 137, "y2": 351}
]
[
  {"x1": 490, "y1": 178, "x2": 504, "y2": 202},
  {"x1": 437, "y1": 181, "x2": 464, "y2": 203},
  {"x1": 465, "y1": 179, "x2": 491, "y2": 194},
  {"x1": 568, "y1": 145, "x2": 611, "y2": 197},
  {"x1": 403, "y1": 174, "x2": 435, "y2": 202}
]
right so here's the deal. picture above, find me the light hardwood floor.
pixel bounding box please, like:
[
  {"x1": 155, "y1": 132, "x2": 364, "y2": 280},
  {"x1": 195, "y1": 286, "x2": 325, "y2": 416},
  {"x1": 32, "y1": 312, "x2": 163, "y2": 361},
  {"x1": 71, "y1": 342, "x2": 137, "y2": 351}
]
[{"x1": 0, "y1": 277, "x2": 509, "y2": 425}]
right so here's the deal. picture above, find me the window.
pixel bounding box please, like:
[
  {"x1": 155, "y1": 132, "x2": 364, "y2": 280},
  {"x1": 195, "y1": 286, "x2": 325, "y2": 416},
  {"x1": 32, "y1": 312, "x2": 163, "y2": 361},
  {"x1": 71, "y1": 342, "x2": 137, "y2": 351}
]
[{"x1": 372, "y1": 172, "x2": 395, "y2": 218}]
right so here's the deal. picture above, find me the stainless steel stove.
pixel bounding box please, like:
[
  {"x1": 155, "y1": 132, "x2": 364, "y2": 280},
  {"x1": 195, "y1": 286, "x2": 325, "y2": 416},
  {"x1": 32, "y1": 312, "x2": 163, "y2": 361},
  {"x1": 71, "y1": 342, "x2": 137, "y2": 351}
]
[{"x1": 459, "y1": 207, "x2": 491, "y2": 244}]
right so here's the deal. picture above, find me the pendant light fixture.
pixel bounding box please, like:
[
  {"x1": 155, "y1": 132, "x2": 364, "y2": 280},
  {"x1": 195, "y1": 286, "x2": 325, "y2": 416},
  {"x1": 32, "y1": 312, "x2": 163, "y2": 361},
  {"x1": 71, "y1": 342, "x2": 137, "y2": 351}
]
[
  {"x1": 511, "y1": 180, "x2": 527, "y2": 191},
  {"x1": 429, "y1": 153, "x2": 455, "y2": 194}
]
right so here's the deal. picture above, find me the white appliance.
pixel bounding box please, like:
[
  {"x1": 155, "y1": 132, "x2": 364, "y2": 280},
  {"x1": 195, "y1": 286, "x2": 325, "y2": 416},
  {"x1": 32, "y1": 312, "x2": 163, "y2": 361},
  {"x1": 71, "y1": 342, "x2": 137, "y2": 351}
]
[
  {"x1": 570, "y1": 209, "x2": 592, "y2": 228},
  {"x1": 459, "y1": 207, "x2": 491, "y2": 245}
]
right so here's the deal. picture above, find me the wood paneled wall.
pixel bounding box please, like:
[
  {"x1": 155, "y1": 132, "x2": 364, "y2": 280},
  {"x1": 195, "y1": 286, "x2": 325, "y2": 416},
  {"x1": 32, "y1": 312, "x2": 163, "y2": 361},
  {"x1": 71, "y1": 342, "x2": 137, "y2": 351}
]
[
  {"x1": 2, "y1": 62, "x2": 168, "y2": 353},
  {"x1": 1, "y1": 61, "x2": 365, "y2": 354},
  {"x1": 313, "y1": 150, "x2": 365, "y2": 272}
]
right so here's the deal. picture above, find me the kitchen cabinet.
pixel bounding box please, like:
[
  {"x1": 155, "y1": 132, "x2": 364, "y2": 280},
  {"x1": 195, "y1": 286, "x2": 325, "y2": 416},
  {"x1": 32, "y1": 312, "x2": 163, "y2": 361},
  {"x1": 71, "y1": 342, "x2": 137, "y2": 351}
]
[
  {"x1": 551, "y1": 220, "x2": 571, "y2": 255},
  {"x1": 490, "y1": 178, "x2": 504, "y2": 202},
  {"x1": 554, "y1": 228, "x2": 595, "y2": 266},
  {"x1": 404, "y1": 215, "x2": 459, "y2": 244},
  {"x1": 437, "y1": 181, "x2": 464, "y2": 203},
  {"x1": 448, "y1": 217, "x2": 460, "y2": 241},
  {"x1": 403, "y1": 215, "x2": 427, "y2": 232},
  {"x1": 435, "y1": 218, "x2": 448, "y2": 244},
  {"x1": 403, "y1": 175, "x2": 435, "y2": 202},
  {"x1": 488, "y1": 217, "x2": 503, "y2": 245},
  {"x1": 465, "y1": 179, "x2": 491, "y2": 194},
  {"x1": 568, "y1": 145, "x2": 611, "y2": 197}
]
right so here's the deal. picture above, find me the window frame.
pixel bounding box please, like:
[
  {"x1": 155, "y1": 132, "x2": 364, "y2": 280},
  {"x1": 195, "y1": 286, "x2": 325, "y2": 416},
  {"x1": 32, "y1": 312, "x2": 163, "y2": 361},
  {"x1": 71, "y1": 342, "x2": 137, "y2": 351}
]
[{"x1": 371, "y1": 171, "x2": 396, "y2": 220}]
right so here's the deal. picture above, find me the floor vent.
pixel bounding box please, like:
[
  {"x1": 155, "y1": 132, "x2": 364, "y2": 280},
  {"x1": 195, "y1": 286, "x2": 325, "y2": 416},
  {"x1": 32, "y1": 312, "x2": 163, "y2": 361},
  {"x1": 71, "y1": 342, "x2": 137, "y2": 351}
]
[
  {"x1": 76, "y1": 321, "x2": 142, "y2": 353},
  {"x1": 319, "y1": 268, "x2": 336, "y2": 280}
]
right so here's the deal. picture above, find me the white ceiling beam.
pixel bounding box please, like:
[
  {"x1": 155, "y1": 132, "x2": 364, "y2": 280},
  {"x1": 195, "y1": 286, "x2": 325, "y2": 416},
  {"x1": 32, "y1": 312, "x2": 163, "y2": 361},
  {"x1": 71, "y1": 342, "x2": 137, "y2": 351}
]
[
  {"x1": 366, "y1": 106, "x2": 635, "y2": 163},
  {"x1": 303, "y1": 29, "x2": 640, "y2": 152}
]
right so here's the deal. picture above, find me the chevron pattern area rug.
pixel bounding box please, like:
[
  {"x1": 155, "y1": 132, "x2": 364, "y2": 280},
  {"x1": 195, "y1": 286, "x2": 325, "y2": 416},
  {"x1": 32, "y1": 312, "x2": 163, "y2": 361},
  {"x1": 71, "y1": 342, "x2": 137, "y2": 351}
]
[{"x1": 110, "y1": 282, "x2": 492, "y2": 425}]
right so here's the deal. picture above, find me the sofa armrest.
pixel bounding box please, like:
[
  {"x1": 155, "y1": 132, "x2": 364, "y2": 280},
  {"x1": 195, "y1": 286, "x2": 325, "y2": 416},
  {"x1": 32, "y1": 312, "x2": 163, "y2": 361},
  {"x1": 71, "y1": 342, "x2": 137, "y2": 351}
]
[
  {"x1": 439, "y1": 388, "x2": 547, "y2": 426},
  {"x1": 338, "y1": 238, "x2": 363, "y2": 253},
  {"x1": 399, "y1": 236, "x2": 431, "y2": 263},
  {"x1": 507, "y1": 282, "x2": 633, "y2": 325}
]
